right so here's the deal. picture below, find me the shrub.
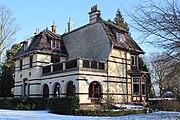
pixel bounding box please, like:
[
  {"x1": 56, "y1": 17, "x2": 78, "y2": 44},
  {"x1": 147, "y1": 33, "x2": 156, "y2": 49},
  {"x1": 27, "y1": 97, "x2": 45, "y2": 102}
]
[
  {"x1": 75, "y1": 109, "x2": 147, "y2": 117},
  {"x1": 49, "y1": 97, "x2": 79, "y2": 115},
  {"x1": 0, "y1": 97, "x2": 48, "y2": 110},
  {"x1": 0, "y1": 97, "x2": 14, "y2": 109},
  {"x1": 149, "y1": 100, "x2": 180, "y2": 112},
  {"x1": 14, "y1": 98, "x2": 48, "y2": 110}
]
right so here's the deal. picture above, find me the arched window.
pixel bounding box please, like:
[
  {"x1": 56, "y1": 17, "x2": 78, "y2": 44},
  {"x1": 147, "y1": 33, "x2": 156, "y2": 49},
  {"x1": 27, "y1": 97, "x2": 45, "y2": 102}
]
[
  {"x1": 67, "y1": 81, "x2": 76, "y2": 97},
  {"x1": 43, "y1": 84, "x2": 49, "y2": 98},
  {"x1": 23, "y1": 78, "x2": 29, "y2": 97},
  {"x1": 54, "y1": 83, "x2": 60, "y2": 97},
  {"x1": 89, "y1": 81, "x2": 101, "y2": 98}
]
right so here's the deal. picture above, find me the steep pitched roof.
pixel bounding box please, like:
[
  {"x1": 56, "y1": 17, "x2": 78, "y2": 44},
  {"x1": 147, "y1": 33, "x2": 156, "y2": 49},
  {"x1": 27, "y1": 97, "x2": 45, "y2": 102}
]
[{"x1": 13, "y1": 29, "x2": 67, "y2": 59}]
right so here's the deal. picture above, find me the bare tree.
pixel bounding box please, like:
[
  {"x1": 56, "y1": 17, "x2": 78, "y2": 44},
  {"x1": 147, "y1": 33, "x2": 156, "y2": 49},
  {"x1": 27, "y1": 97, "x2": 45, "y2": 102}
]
[
  {"x1": 0, "y1": 5, "x2": 20, "y2": 62},
  {"x1": 128, "y1": 0, "x2": 180, "y2": 61},
  {"x1": 149, "y1": 53, "x2": 180, "y2": 97}
]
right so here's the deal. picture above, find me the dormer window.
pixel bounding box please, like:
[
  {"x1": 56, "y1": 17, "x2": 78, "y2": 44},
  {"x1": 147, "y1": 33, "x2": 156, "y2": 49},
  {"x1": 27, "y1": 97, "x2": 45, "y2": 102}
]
[
  {"x1": 23, "y1": 41, "x2": 28, "y2": 51},
  {"x1": 116, "y1": 32, "x2": 126, "y2": 42},
  {"x1": 51, "y1": 40, "x2": 60, "y2": 50}
]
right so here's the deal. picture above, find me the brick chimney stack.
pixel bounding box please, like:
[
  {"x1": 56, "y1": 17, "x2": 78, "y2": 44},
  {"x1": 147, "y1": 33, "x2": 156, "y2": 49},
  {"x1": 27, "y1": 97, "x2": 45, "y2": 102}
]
[
  {"x1": 68, "y1": 17, "x2": 73, "y2": 32},
  {"x1": 51, "y1": 21, "x2": 57, "y2": 33},
  {"x1": 88, "y1": 5, "x2": 101, "y2": 23}
]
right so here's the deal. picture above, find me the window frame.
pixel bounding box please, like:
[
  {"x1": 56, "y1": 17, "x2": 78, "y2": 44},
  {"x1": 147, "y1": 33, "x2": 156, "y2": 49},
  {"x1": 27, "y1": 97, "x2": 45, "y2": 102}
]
[
  {"x1": 116, "y1": 31, "x2": 126, "y2": 42},
  {"x1": 141, "y1": 79, "x2": 146, "y2": 95},
  {"x1": 20, "y1": 59, "x2": 23, "y2": 70},
  {"x1": 131, "y1": 55, "x2": 138, "y2": 66},
  {"x1": 89, "y1": 81, "x2": 102, "y2": 98},
  {"x1": 132, "y1": 77, "x2": 140, "y2": 95},
  {"x1": 51, "y1": 40, "x2": 61, "y2": 50},
  {"x1": 29, "y1": 55, "x2": 33, "y2": 68},
  {"x1": 23, "y1": 41, "x2": 28, "y2": 51}
]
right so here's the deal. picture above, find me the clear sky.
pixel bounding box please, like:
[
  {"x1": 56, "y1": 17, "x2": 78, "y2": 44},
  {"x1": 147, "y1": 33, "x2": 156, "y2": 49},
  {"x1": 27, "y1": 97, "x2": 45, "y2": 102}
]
[{"x1": 0, "y1": 0, "x2": 157, "y2": 54}]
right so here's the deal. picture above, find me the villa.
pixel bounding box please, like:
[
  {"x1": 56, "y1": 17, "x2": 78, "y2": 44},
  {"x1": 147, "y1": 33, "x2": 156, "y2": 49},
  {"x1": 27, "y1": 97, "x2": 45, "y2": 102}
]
[{"x1": 13, "y1": 5, "x2": 149, "y2": 106}]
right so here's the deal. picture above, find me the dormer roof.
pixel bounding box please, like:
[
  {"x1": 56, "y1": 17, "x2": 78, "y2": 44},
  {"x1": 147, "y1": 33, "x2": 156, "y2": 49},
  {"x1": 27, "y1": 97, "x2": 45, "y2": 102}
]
[
  {"x1": 13, "y1": 29, "x2": 67, "y2": 59},
  {"x1": 102, "y1": 21, "x2": 144, "y2": 54}
]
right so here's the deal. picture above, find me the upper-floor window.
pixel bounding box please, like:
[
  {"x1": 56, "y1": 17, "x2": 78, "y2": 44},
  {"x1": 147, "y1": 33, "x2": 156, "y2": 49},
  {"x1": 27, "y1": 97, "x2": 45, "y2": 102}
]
[
  {"x1": 116, "y1": 32, "x2": 126, "y2": 42},
  {"x1": 20, "y1": 59, "x2": 23, "y2": 70},
  {"x1": 29, "y1": 55, "x2": 33, "y2": 68},
  {"x1": 131, "y1": 55, "x2": 138, "y2": 70},
  {"x1": 51, "y1": 40, "x2": 60, "y2": 50},
  {"x1": 131, "y1": 55, "x2": 138, "y2": 66},
  {"x1": 23, "y1": 41, "x2": 28, "y2": 51}
]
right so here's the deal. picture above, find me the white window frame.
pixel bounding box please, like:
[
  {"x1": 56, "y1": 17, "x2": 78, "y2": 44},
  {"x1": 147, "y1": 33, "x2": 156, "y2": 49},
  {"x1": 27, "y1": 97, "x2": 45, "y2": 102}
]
[
  {"x1": 51, "y1": 40, "x2": 60, "y2": 50},
  {"x1": 116, "y1": 32, "x2": 126, "y2": 42}
]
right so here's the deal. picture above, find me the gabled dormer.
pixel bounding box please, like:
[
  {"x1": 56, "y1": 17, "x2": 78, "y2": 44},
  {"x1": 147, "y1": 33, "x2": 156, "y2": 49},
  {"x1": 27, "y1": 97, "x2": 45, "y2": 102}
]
[{"x1": 13, "y1": 22, "x2": 67, "y2": 62}]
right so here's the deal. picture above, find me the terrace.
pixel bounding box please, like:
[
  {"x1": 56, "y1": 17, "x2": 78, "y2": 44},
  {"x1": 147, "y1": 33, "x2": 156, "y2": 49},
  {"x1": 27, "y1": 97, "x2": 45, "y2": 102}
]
[{"x1": 42, "y1": 58, "x2": 106, "y2": 75}]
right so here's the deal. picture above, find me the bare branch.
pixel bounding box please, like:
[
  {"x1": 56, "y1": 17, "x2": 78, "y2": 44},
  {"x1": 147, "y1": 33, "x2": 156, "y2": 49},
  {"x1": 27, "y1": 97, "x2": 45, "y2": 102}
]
[{"x1": 0, "y1": 4, "x2": 20, "y2": 61}]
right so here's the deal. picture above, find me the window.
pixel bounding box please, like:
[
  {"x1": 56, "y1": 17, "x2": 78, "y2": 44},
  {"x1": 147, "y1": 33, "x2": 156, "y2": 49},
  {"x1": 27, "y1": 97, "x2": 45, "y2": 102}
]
[
  {"x1": 83, "y1": 60, "x2": 90, "y2": 68},
  {"x1": 141, "y1": 79, "x2": 146, "y2": 95},
  {"x1": 89, "y1": 81, "x2": 101, "y2": 98},
  {"x1": 20, "y1": 59, "x2": 23, "y2": 70},
  {"x1": 91, "y1": 61, "x2": 97, "y2": 69},
  {"x1": 116, "y1": 32, "x2": 126, "y2": 42},
  {"x1": 67, "y1": 81, "x2": 76, "y2": 97},
  {"x1": 54, "y1": 83, "x2": 60, "y2": 97},
  {"x1": 131, "y1": 55, "x2": 138, "y2": 66},
  {"x1": 29, "y1": 55, "x2": 33, "y2": 68},
  {"x1": 133, "y1": 77, "x2": 140, "y2": 95},
  {"x1": 43, "y1": 84, "x2": 49, "y2": 98},
  {"x1": 51, "y1": 40, "x2": 60, "y2": 50},
  {"x1": 23, "y1": 41, "x2": 28, "y2": 51},
  {"x1": 22, "y1": 78, "x2": 29, "y2": 96}
]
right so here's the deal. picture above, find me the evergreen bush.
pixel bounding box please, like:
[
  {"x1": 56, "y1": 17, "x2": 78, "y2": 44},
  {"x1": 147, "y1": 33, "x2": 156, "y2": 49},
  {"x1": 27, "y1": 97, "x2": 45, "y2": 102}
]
[
  {"x1": 0, "y1": 97, "x2": 48, "y2": 110},
  {"x1": 49, "y1": 97, "x2": 79, "y2": 115},
  {"x1": 75, "y1": 109, "x2": 146, "y2": 116}
]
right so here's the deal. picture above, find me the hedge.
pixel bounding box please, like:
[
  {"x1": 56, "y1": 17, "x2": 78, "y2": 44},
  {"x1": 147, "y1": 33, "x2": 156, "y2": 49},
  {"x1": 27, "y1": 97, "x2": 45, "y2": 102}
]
[
  {"x1": 0, "y1": 97, "x2": 48, "y2": 110},
  {"x1": 75, "y1": 109, "x2": 147, "y2": 117},
  {"x1": 48, "y1": 97, "x2": 80, "y2": 115},
  {"x1": 149, "y1": 100, "x2": 180, "y2": 112}
]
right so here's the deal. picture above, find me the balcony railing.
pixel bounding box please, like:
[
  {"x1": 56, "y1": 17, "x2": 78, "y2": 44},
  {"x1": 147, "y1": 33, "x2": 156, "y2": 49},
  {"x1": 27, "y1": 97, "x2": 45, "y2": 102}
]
[{"x1": 42, "y1": 58, "x2": 106, "y2": 75}]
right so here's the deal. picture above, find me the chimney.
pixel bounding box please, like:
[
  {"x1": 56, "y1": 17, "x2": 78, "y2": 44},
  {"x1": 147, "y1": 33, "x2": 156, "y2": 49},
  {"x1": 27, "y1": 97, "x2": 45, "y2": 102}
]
[
  {"x1": 88, "y1": 5, "x2": 101, "y2": 23},
  {"x1": 34, "y1": 28, "x2": 40, "y2": 35},
  {"x1": 67, "y1": 17, "x2": 73, "y2": 32},
  {"x1": 51, "y1": 21, "x2": 57, "y2": 33}
]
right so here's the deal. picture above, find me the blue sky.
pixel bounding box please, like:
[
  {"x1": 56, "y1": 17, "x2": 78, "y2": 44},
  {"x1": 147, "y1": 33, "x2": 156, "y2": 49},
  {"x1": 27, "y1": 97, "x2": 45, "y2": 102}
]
[{"x1": 0, "y1": 0, "x2": 157, "y2": 54}]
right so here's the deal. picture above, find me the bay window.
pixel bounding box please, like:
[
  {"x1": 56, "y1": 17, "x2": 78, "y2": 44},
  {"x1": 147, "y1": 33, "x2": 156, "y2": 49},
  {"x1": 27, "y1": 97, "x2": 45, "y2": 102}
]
[{"x1": 133, "y1": 77, "x2": 140, "y2": 95}]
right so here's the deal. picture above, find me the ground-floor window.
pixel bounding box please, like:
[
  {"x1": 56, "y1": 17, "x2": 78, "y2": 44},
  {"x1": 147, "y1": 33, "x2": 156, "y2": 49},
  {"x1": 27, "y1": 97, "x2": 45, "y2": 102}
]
[
  {"x1": 22, "y1": 78, "x2": 29, "y2": 96},
  {"x1": 133, "y1": 77, "x2": 140, "y2": 95},
  {"x1": 89, "y1": 81, "x2": 101, "y2": 98},
  {"x1": 141, "y1": 79, "x2": 146, "y2": 95},
  {"x1": 67, "y1": 81, "x2": 76, "y2": 97},
  {"x1": 54, "y1": 83, "x2": 60, "y2": 97},
  {"x1": 43, "y1": 84, "x2": 49, "y2": 98},
  {"x1": 132, "y1": 77, "x2": 147, "y2": 102}
]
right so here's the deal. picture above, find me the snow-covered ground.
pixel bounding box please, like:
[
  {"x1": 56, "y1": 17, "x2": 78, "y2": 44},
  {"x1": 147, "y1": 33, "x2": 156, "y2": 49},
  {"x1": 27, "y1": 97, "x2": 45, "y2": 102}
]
[{"x1": 0, "y1": 109, "x2": 179, "y2": 120}]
